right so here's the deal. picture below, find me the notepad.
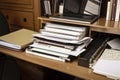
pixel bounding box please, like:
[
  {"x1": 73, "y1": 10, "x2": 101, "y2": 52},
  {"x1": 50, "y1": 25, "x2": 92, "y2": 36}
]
[
  {"x1": 92, "y1": 49, "x2": 120, "y2": 79},
  {"x1": 0, "y1": 29, "x2": 37, "y2": 50}
]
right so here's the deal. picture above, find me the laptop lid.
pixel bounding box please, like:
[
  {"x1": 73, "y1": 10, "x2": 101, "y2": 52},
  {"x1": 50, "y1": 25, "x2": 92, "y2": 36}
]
[{"x1": 63, "y1": 0, "x2": 102, "y2": 22}]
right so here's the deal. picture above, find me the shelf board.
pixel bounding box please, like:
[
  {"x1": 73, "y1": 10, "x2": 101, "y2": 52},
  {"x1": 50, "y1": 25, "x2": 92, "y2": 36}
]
[
  {"x1": 38, "y1": 17, "x2": 120, "y2": 35},
  {"x1": 91, "y1": 18, "x2": 120, "y2": 35}
]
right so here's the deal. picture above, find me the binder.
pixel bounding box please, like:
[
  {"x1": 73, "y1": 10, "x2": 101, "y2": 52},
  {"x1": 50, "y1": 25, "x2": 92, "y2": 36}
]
[
  {"x1": 0, "y1": 29, "x2": 37, "y2": 50},
  {"x1": 78, "y1": 35, "x2": 109, "y2": 67}
]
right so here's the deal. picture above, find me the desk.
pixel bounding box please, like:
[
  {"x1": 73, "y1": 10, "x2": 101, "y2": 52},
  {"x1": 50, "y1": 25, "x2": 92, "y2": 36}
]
[{"x1": 0, "y1": 47, "x2": 111, "y2": 80}]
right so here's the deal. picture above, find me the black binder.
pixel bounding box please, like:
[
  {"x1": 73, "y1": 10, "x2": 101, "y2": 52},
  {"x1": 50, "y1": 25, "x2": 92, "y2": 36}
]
[{"x1": 78, "y1": 35, "x2": 109, "y2": 68}]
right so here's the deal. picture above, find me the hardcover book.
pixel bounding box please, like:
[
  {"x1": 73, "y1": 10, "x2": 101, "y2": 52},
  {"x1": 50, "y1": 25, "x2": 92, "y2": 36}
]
[
  {"x1": 40, "y1": 29, "x2": 85, "y2": 40},
  {"x1": 45, "y1": 22, "x2": 87, "y2": 32},
  {"x1": 33, "y1": 38, "x2": 76, "y2": 50},
  {"x1": 29, "y1": 42, "x2": 86, "y2": 56},
  {"x1": 0, "y1": 29, "x2": 37, "y2": 50}
]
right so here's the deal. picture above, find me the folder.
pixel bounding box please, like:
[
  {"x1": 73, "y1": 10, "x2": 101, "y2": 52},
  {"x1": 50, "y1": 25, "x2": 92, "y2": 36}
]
[
  {"x1": 78, "y1": 35, "x2": 109, "y2": 67},
  {"x1": 0, "y1": 29, "x2": 38, "y2": 50}
]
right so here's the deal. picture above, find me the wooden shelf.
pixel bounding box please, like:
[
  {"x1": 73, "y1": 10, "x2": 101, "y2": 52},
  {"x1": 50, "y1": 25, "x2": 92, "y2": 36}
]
[
  {"x1": 92, "y1": 18, "x2": 120, "y2": 35},
  {"x1": 38, "y1": 17, "x2": 120, "y2": 35}
]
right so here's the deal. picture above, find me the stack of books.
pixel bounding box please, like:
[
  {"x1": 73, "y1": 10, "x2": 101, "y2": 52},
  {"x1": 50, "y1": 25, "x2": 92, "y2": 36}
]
[{"x1": 26, "y1": 23, "x2": 92, "y2": 62}]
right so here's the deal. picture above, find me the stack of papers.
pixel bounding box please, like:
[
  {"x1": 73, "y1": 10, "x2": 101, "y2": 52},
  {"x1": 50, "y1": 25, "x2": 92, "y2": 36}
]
[
  {"x1": 92, "y1": 49, "x2": 120, "y2": 79},
  {"x1": 26, "y1": 22, "x2": 92, "y2": 62}
]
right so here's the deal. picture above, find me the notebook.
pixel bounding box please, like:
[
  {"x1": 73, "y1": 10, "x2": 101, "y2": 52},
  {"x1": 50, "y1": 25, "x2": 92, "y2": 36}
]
[
  {"x1": 0, "y1": 29, "x2": 38, "y2": 51},
  {"x1": 50, "y1": 0, "x2": 102, "y2": 24},
  {"x1": 92, "y1": 49, "x2": 120, "y2": 79}
]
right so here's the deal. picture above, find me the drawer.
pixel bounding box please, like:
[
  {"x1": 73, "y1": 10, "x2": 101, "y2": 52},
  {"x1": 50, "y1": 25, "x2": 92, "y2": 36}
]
[
  {"x1": 0, "y1": 0, "x2": 33, "y2": 8},
  {"x1": 9, "y1": 25, "x2": 23, "y2": 32},
  {"x1": 1, "y1": 9, "x2": 34, "y2": 30}
]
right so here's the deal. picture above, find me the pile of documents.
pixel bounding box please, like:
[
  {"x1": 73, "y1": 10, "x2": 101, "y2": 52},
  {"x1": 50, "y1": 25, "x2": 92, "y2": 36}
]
[
  {"x1": 26, "y1": 23, "x2": 92, "y2": 62},
  {"x1": 92, "y1": 49, "x2": 120, "y2": 79},
  {"x1": 92, "y1": 38, "x2": 120, "y2": 79}
]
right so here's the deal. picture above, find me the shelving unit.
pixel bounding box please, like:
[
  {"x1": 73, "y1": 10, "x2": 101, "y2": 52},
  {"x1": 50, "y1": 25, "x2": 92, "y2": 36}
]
[
  {"x1": 39, "y1": 0, "x2": 120, "y2": 35},
  {"x1": 37, "y1": 0, "x2": 120, "y2": 79},
  {"x1": 38, "y1": 17, "x2": 120, "y2": 35}
]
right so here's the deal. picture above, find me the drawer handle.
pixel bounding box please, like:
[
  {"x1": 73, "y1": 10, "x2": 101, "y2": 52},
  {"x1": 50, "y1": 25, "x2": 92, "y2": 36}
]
[{"x1": 23, "y1": 18, "x2": 27, "y2": 22}]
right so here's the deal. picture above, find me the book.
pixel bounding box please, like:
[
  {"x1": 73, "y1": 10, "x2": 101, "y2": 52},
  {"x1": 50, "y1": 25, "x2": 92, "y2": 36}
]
[
  {"x1": 33, "y1": 38, "x2": 76, "y2": 50},
  {"x1": 109, "y1": 0, "x2": 114, "y2": 20},
  {"x1": 34, "y1": 35, "x2": 92, "y2": 50},
  {"x1": 44, "y1": 26, "x2": 85, "y2": 36},
  {"x1": 40, "y1": 29, "x2": 85, "y2": 40},
  {"x1": 0, "y1": 29, "x2": 37, "y2": 50},
  {"x1": 115, "y1": 0, "x2": 120, "y2": 21},
  {"x1": 106, "y1": 0, "x2": 113, "y2": 20},
  {"x1": 44, "y1": 0, "x2": 52, "y2": 15},
  {"x1": 29, "y1": 47, "x2": 69, "y2": 58},
  {"x1": 111, "y1": 0, "x2": 117, "y2": 21},
  {"x1": 45, "y1": 22, "x2": 87, "y2": 32},
  {"x1": 106, "y1": 1, "x2": 111, "y2": 20},
  {"x1": 92, "y1": 49, "x2": 120, "y2": 79},
  {"x1": 53, "y1": 0, "x2": 63, "y2": 13},
  {"x1": 29, "y1": 42, "x2": 86, "y2": 56},
  {"x1": 26, "y1": 48, "x2": 66, "y2": 62},
  {"x1": 33, "y1": 33, "x2": 91, "y2": 44}
]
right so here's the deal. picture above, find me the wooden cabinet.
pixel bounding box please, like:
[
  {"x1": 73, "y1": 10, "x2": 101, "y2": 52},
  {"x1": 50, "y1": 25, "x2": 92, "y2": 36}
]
[
  {"x1": 1, "y1": 10, "x2": 34, "y2": 30},
  {"x1": 0, "y1": 0, "x2": 41, "y2": 32},
  {"x1": 0, "y1": 1, "x2": 42, "y2": 80},
  {"x1": 0, "y1": 0, "x2": 33, "y2": 8}
]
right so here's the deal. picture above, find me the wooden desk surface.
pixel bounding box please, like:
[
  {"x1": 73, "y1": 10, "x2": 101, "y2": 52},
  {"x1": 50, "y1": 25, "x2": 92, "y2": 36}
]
[{"x1": 0, "y1": 47, "x2": 111, "y2": 80}]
